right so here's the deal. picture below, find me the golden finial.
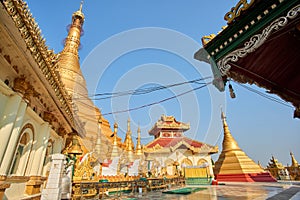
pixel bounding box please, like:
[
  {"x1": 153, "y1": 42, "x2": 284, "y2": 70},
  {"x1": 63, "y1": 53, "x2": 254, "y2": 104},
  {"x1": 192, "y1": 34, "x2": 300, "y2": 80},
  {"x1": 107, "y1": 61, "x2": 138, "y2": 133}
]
[
  {"x1": 79, "y1": 0, "x2": 83, "y2": 12},
  {"x1": 221, "y1": 110, "x2": 226, "y2": 120},
  {"x1": 137, "y1": 124, "x2": 141, "y2": 135},
  {"x1": 113, "y1": 122, "x2": 118, "y2": 145},
  {"x1": 72, "y1": 0, "x2": 85, "y2": 21},
  {"x1": 114, "y1": 122, "x2": 118, "y2": 133},
  {"x1": 127, "y1": 118, "x2": 131, "y2": 132}
]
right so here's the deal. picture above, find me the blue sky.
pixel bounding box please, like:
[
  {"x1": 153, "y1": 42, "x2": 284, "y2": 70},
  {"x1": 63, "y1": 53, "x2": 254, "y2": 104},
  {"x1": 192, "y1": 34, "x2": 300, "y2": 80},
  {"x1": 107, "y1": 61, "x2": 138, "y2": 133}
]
[{"x1": 27, "y1": 0, "x2": 299, "y2": 167}]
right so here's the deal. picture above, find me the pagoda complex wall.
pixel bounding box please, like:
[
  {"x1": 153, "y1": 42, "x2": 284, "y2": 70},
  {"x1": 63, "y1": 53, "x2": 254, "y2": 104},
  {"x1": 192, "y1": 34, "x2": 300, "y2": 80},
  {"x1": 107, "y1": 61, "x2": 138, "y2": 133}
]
[{"x1": 0, "y1": 1, "x2": 78, "y2": 199}]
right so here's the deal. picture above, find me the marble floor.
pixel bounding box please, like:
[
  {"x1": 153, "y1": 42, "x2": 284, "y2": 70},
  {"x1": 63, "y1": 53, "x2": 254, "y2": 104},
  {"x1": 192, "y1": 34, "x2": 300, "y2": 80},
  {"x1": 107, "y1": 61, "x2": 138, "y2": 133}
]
[{"x1": 94, "y1": 182, "x2": 300, "y2": 200}]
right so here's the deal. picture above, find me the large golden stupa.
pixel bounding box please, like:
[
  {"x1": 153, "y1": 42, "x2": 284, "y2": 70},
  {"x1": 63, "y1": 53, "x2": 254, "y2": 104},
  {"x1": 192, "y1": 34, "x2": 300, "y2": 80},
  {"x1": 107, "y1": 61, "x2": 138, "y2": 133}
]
[{"x1": 214, "y1": 112, "x2": 276, "y2": 182}]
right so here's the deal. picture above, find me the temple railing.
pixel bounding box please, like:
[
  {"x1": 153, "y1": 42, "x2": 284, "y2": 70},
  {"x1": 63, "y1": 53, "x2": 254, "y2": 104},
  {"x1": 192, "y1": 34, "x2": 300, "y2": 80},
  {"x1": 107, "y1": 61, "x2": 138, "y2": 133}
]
[{"x1": 72, "y1": 176, "x2": 186, "y2": 199}]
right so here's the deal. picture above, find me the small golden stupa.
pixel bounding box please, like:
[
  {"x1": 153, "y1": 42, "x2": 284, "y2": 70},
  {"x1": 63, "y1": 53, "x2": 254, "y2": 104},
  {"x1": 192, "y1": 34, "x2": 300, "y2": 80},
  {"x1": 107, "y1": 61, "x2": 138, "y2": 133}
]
[
  {"x1": 135, "y1": 126, "x2": 143, "y2": 156},
  {"x1": 109, "y1": 122, "x2": 121, "y2": 158},
  {"x1": 214, "y1": 112, "x2": 276, "y2": 182},
  {"x1": 123, "y1": 118, "x2": 135, "y2": 161},
  {"x1": 285, "y1": 152, "x2": 300, "y2": 180}
]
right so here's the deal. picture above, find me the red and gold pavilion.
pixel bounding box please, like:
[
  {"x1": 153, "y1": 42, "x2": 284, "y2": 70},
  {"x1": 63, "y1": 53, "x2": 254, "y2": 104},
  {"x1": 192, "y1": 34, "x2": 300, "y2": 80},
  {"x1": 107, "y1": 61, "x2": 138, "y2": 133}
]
[{"x1": 143, "y1": 115, "x2": 218, "y2": 181}]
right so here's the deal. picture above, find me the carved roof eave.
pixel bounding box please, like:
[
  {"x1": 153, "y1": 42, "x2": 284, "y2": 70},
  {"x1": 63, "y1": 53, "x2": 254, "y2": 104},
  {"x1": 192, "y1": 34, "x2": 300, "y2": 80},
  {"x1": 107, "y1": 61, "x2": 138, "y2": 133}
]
[
  {"x1": 200, "y1": 0, "x2": 298, "y2": 59},
  {"x1": 196, "y1": 2, "x2": 300, "y2": 108},
  {"x1": 3, "y1": 0, "x2": 75, "y2": 127},
  {"x1": 219, "y1": 4, "x2": 300, "y2": 108}
]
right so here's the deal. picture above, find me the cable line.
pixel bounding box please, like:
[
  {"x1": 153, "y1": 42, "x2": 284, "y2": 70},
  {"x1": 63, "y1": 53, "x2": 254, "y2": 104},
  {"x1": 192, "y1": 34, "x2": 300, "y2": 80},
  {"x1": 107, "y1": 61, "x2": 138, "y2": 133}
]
[
  {"x1": 102, "y1": 82, "x2": 212, "y2": 116},
  {"x1": 71, "y1": 76, "x2": 212, "y2": 101},
  {"x1": 234, "y1": 82, "x2": 293, "y2": 108}
]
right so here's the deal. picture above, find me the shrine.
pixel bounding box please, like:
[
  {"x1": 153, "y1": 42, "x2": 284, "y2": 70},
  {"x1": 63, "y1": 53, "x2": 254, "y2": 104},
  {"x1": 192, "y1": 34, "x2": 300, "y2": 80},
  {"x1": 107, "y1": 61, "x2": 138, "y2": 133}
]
[{"x1": 143, "y1": 115, "x2": 218, "y2": 185}]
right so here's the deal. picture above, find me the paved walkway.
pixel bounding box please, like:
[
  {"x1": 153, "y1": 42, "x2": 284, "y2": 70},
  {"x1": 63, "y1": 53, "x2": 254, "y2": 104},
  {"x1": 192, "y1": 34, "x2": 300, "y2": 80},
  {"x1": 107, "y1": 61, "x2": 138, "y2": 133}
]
[
  {"x1": 91, "y1": 182, "x2": 300, "y2": 200},
  {"x1": 267, "y1": 187, "x2": 300, "y2": 200}
]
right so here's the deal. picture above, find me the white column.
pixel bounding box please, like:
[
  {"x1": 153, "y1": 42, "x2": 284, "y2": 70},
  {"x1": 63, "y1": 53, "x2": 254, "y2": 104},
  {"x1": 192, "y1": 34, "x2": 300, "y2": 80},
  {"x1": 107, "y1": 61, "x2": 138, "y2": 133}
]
[
  {"x1": 36, "y1": 123, "x2": 51, "y2": 175},
  {"x1": 0, "y1": 100, "x2": 27, "y2": 175},
  {"x1": 0, "y1": 94, "x2": 22, "y2": 165},
  {"x1": 41, "y1": 154, "x2": 66, "y2": 200},
  {"x1": 27, "y1": 122, "x2": 50, "y2": 176}
]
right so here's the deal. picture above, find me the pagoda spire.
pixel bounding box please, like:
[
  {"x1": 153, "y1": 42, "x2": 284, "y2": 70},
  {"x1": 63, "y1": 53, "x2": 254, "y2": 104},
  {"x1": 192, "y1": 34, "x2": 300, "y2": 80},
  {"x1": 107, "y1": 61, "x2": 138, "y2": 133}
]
[
  {"x1": 290, "y1": 152, "x2": 299, "y2": 167},
  {"x1": 58, "y1": 1, "x2": 85, "y2": 94},
  {"x1": 135, "y1": 125, "x2": 143, "y2": 156},
  {"x1": 127, "y1": 118, "x2": 131, "y2": 132},
  {"x1": 221, "y1": 112, "x2": 240, "y2": 152},
  {"x1": 123, "y1": 118, "x2": 135, "y2": 162},
  {"x1": 124, "y1": 118, "x2": 134, "y2": 152},
  {"x1": 110, "y1": 122, "x2": 120, "y2": 158}
]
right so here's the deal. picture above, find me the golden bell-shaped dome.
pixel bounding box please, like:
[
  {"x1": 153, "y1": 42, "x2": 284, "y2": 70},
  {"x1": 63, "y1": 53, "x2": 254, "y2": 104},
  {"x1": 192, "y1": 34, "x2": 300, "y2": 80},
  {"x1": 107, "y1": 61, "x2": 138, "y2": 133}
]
[{"x1": 67, "y1": 133, "x2": 83, "y2": 155}]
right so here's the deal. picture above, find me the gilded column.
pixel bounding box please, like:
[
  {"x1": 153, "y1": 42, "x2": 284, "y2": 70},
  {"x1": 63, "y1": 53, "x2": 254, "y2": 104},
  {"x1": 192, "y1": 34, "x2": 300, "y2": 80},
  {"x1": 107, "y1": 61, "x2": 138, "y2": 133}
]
[
  {"x1": 0, "y1": 99, "x2": 27, "y2": 176},
  {"x1": 0, "y1": 94, "x2": 22, "y2": 165}
]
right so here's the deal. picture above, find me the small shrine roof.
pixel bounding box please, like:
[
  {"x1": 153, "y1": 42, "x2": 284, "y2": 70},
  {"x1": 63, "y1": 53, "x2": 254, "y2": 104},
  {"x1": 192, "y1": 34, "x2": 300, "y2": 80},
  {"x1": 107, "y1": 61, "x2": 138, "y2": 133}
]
[{"x1": 148, "y1": 115, "x2": 190, "y2": 136}]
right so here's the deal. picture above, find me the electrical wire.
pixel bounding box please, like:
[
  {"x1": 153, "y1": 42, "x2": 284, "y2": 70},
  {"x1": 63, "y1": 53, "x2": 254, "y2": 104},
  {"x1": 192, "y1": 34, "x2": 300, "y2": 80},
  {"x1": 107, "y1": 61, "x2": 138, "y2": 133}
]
[
  {"x1": 102, "y1": 82, "x2": 212, "y2": 116},
  {"x1": 72, "y1": 76, "x2": 212, "y2": 101},
  {"x1": 233, "y1": 81, "x2": 294, "y2": 108}
]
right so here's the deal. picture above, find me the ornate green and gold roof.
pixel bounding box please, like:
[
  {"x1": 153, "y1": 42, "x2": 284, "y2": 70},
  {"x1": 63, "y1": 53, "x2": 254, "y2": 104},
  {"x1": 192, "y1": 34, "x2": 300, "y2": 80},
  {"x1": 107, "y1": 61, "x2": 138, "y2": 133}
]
[{"x1": 195, "y1": 0, "x2": 300, "y2": 115}]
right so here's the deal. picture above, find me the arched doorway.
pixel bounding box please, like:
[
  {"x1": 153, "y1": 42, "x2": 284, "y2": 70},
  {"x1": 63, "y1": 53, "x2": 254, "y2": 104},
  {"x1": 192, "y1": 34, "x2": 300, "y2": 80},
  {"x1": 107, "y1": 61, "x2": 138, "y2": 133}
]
[{"x1": 10, "y1": 124, "x2": 34, "y2": 175}]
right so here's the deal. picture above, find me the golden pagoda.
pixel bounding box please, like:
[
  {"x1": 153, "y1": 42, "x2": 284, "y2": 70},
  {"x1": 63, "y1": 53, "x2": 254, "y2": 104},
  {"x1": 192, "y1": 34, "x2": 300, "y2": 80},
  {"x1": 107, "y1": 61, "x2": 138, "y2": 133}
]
[
  {"x1": 55, "y1": 2, "x2": 116, "y2": 155},
  {"x1": 135, "y1": 126, "x2": 143, "y2": 156},
  {"x1": 214, "y1": 112, "x2": 276, "y2": 182},
  {"x1": 286, "y1": 152, "x2": 300, "y2": 180}
]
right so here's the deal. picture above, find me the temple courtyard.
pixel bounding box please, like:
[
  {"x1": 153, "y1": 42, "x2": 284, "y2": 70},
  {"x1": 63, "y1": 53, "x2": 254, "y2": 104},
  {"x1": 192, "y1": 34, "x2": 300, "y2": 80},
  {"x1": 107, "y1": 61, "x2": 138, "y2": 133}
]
[{"x1": 78, "y1": 182, "x2": 300, "y2": 200}]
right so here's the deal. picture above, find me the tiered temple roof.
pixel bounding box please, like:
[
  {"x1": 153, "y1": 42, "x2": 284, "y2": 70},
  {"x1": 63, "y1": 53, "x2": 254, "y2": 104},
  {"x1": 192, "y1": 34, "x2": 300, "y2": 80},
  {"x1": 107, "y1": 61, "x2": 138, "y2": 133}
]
[{"x1": 144, "y1": 115, "x2": 218, "y2": 154}]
